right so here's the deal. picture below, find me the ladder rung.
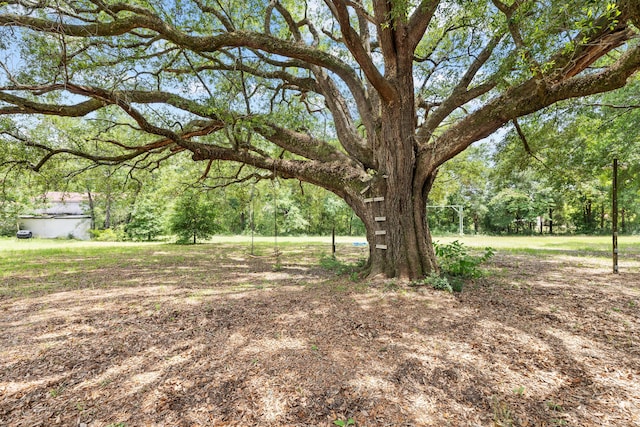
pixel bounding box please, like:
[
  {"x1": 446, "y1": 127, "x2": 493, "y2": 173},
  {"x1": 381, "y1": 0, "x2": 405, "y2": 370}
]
[
  {"x1": 374, "y1": 230, "x2": 386, "y2": 235},
  {"x1": 373, "y1": 197, "x2": 385, "y2": 202},
  {"x1": 363, "y1": 198, "x2": 374, "y2": 203},
  {"x1": 375, "y1": 244, "x2": 387, "y2": 250},
  {"x1": 360, "y1": 185, "x2": 370, "y2": 195},
  {"x1": 374, "y1": 216, "x2": 386, "y2": 222}
]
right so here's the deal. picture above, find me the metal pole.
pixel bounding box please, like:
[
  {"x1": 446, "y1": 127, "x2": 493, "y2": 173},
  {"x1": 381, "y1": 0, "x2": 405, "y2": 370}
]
[
  {"x1": 613, "y1": 158, "x2": 619, "y2": 274},
  {"x1": 459, "y1": 205, "x2": 464, "y2": 236}
]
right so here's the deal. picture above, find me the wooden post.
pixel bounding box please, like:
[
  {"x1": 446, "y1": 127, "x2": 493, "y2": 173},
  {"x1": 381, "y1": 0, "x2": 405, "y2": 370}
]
[
  {"x1": 250, "y1": 203, "x2": 255, "y2": 256},
  {"x1": 273, "y1": 185, "x2": 279, "y2": 256},
  {"x1": 332, "y1": 225, "x2": 336, "y2": 257},
  {"x1": 613, "y1": 158, "x2": 619, "y2": 274}
]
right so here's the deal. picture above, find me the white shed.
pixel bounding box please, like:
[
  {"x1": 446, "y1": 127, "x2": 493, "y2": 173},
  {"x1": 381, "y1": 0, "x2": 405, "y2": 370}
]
[{"x1": 19, "y1": 192, "x2": 92, "y2": 240}]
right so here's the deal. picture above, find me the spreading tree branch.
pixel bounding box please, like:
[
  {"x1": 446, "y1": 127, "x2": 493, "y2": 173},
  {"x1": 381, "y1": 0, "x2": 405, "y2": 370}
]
[{"x1": 431, "y1": 42, "x2": 640, "y2": 167}]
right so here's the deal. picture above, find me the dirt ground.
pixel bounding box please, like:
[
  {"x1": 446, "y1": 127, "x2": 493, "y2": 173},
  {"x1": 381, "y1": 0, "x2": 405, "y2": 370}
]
[{"x1": 1, "y1": 244, "x2": 639, "y2": 426}]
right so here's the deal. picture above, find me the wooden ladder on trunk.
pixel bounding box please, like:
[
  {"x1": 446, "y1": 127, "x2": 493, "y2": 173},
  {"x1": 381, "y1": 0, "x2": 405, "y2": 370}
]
[{"x1": 362, "y1": 186, "x2": 387, "y2": 250}]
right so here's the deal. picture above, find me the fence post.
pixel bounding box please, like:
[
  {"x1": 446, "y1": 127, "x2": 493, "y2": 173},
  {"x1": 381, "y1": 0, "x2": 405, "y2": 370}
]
[{"x1": 613, "y1": 158, "x2": 619, "y2": 274}]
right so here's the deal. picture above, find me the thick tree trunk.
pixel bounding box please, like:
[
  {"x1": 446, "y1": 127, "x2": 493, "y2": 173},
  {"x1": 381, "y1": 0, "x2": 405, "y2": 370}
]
[
  {"x1": 355, "y1": 176, "x2": 438, "y2": 279},
  {"x1": 348, "y1": 72, "x2": 438, "y2": 280}
]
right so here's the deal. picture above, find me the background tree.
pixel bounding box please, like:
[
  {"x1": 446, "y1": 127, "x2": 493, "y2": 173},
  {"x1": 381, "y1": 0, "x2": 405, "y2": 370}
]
[
  {"x1": 488, "y1": 74, "x2": 640, "y2": 234},
  {"x1": 1, "y1": 1, "x2": 640, "y2": 278},
  {"x1": 126, "y1": 194, "x2": 165, "y2": 241},
  {"x1": 0, "y1": 171, "x2": 34, "y2": 235},
  {"x1": 428, "y1": 144, "x2": 491, "y2": 234},
  {"x1": 169, "y1": 189, "x2": 221, "y2": 244},
  {"x1": 486, "y1": 187, "x2": 534, "y2": 234}
]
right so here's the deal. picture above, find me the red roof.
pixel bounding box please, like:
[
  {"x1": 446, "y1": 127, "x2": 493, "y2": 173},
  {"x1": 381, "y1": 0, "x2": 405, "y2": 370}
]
[{"x1": 39, "y1": 192, "x2": 90, "y2": 203}]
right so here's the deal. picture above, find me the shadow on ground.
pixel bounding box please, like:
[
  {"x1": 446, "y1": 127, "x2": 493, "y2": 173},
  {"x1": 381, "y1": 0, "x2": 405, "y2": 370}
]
[{"x1": 1, "y1": 246, "x2": 639, "y2": 426}]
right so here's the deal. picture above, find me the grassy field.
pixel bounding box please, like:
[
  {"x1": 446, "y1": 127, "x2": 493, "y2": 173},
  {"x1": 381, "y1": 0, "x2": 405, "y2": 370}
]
[
  {"x1": 2, "y1": 233, "x2": 639, "y2": 254},
  {"x1": 2, "y1": 233, "x2": 636, "y2": 284},
  {"x1": 2, "y1": 233, "x2": 637, "y2": 298},
  {"x1": 436, "y1": 234, "x2": 640, "y2": 254}
]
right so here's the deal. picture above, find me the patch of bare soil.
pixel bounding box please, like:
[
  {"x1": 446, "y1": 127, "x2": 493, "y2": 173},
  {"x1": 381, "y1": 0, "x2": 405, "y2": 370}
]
[{"x1": 1, "y1": 246, "x2": 639, "y2": 426}]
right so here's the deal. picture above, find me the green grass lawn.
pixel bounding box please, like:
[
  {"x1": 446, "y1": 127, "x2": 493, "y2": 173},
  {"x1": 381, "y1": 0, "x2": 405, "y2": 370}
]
[
  {"x1": 1, "y1": 234, "x2": 634, "y2": 288},
  {"x1": 0, "y1": 236, "x2": 350, "y2": 297},
  {"x1": 437, "y1": 234, "x2": 640, "y2": 254},
  {"x1": 2, "y1": 233, "x2": 636, "y2": 255}
]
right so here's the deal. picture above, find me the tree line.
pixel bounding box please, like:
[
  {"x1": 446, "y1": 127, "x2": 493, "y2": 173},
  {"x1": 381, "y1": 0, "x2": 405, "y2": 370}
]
[
  {"x1": 430, "y1": 77, "x2": 640, "y2": 236},
  {"x1": 3, "y1": 72, "x2": 639, "y2": 240},
  {"x1": 1, "y1": 151, "x2": 365, "y2": 241}
]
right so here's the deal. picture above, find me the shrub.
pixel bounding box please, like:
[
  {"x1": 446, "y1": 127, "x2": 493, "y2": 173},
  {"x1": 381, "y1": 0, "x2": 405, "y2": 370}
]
[
  {"x1": 433, "y1": 240, "x2": 494, "y2": 279},
  {"x1": 410, "y1": 273, "x2": 453, "y2": 293},
  {"x1": 90, "y1": 227, "x2": 127, "y2": 241}
]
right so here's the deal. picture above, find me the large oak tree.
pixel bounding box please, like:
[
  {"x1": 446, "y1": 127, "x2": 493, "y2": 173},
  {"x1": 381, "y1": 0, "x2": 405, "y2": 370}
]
[{"x1": 1, "y1": 0, "x2": 639, "y2": 278}]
